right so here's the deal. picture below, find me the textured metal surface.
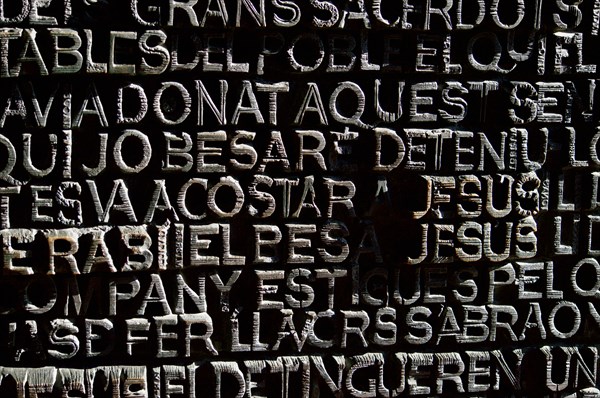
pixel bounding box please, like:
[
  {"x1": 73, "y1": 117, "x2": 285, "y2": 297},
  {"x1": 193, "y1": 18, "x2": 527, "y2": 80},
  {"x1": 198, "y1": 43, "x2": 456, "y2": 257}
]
[{"x1": 0, "y1": 0, "x2": 599, "y2": 396}]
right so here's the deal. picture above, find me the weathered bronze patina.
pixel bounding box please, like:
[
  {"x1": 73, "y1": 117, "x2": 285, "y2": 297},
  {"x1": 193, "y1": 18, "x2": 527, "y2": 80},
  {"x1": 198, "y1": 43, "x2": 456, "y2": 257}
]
[{"x1": 0, "y1": 0, "x2": 599, "y2": 396}]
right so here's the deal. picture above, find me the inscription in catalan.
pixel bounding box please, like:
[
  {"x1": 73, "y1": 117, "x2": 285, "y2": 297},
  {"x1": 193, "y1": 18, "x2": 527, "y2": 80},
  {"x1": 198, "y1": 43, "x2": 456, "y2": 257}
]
[{"x1": 0, "y1": 0, "x2": 599, "y2": 396}]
